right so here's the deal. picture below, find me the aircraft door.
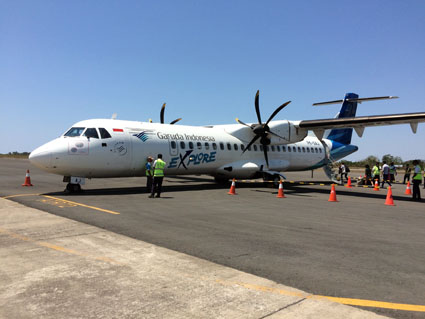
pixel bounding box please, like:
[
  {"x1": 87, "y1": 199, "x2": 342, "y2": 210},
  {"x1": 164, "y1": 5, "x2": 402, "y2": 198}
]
[{"x1": 169, "y1": 140, "x2": 178, "y2": 156}]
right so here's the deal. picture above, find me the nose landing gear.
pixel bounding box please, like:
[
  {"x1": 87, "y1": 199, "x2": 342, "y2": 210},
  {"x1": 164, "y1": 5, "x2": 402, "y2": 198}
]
[
  {"x1": 63, "y1": 176, "x2": 85, "y2": 193},
  {"x1": 65, "y1": 183, "x2": 82, "y2": 193}
]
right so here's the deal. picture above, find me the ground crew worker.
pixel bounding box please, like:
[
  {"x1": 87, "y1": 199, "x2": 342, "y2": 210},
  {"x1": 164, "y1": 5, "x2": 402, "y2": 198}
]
[
  {"x1": 149, "y1": 154, "x2": 166, "y2": 198},
  {"x1": 412, "y1": 160, "x2": 422, "y2": 201},
  {"x1": 372, "y1": 162, "x2": 380, "y2": 185},
  {"x1": 389, "y1": 162, "x2": 397, "y2": 182},
  {"x1": 381, "y1": 161, "x2": 391, "y2": 188},
  {"x1": 403, "y1": 164, "x2": 411, "y2": 184},
  {"x1": 145, "y1": 156, "x2": 153, "y2": 193}
]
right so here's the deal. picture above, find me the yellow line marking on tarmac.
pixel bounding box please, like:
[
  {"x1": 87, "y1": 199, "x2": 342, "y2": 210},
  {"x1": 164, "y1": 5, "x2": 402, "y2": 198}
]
[
  {"x1": 41, "y1": 195, "x2": 120, "y2": 215},
  {"x1": 0, "y1": 227, "x2": 124, "y2": 266},
  {"x1": 2, "y1": 193, "x2": 40, "y2": 199},
  {"x1": 2, "y1": 193, "x2": 120, "y2": 215},
  {"x1": 216, "y1": 280, "x2": 425, "y2": 312}
]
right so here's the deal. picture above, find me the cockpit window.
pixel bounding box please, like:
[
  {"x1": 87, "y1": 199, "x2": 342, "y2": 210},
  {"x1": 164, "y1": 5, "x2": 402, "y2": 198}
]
[
  {"x1": 64, "y1": 127, "x2": 85, "y2": 137},
  {"x1": 99, "y1": 128, "x2": 112, "y2": 139},
  {"x1": 84, "y1": 128, "x2": 99, "y2": 139}
]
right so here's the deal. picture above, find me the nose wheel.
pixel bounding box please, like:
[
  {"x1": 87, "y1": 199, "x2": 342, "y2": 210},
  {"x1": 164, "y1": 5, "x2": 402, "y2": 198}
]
[{"x1": 65, "y1": 183, "x2": 82, "y2": 193}]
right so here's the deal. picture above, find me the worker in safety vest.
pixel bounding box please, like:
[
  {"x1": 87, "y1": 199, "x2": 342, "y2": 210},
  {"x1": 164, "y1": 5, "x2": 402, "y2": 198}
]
[
  {"x1": 372, "y1": 162, "x2": 380, "y2": 185},
  {"x1": 149, "y1": 154, "x2": 166, "y2": 198},
  {"x1": 145, "y1": 156, "x2": 153, "y2": 193},
  {"x1": 412, "y1": 160, "x2": 422, "y2": 201}
]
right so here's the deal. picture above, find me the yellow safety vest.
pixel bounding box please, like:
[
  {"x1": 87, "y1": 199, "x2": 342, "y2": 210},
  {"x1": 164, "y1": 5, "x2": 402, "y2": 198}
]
[
  {"x1": 154, "y1": 159, "x2": 166, "y2": 177},
  {"x1": 372, "y1": 166, "x2": 380, "y2": 176},
  {"x1": 413, "y1": 165, "x2": 422, "y2": 180}
]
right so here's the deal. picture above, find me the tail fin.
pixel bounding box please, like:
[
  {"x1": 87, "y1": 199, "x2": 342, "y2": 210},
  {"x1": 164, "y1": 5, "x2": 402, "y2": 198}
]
[{"x1": 325, "y1": 93, "x2": 358, "y2": 144}]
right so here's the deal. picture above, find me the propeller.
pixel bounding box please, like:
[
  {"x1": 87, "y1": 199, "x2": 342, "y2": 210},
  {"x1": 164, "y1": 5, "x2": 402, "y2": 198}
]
[
  {"x1": 160, "y1": 103, "x2": 182, "y2": 125},
  {"x1": 236, "y1": 90, "x2": 291, "y2": 168}
]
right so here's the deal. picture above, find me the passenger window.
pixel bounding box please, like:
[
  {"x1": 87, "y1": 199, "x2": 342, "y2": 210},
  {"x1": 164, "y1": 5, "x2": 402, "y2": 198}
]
[
  {"x1": 276, "y1": 146, "x2": 280, "y2": 152},
  {"x1": 302, "y1": 147, "x2": 305, "y2": 153},
  {"x1": 189, "y1": 142, "x2": 194, "y2": 149},
  {"x1": 253, "y1": 145, "x2": 258, "y2": 151},
  {"x1": 212, "y1": 143, "x2": 217, "y2": 150},
  {"x1": 84, "y1": 128, "x2": 99, "y2": 139},
  {"x1": 288, "y1": 146, "x2": 291, "y2": 152},
  {"x1": 240, "y1": 144, "x2": 244, "y2": 151},
  {"x1": 220, "y1": 143, "x2": 224, "y2": 150},
  {"x1": 319, "y1": 148, "x2": 322, "y2": 153},
  {"x1": 260, "y1": 145, "x2": 264, "y2": 151},
  {"x1": 171, "y1": 141, "x2": 177, "y2": 149},
  {"x1": 298, "y1": 147, "x2": 301, "y2": 152},
  {"x1": 197, "y1": 142, "x2": 202, "y2": 150},
  {"x1": 205, "y1": 142, "x2": 210, "y2": 150},
  {"x1": 307, "y1": 147, "x2": 310, "y2": 153},
  {"x1": 180, "y1": 141, "x2": 186, "y2": 149},
  {"x1": 271, "y1": 146, "x2": 275, "y2": 152},
  {"x1": 248, "y1": 145, "x2": 251, "y2": 151},
  {"x1": 227, "y1": 143, "x2": 231, "y2": 150},
  {"x1": 282, "y1": 146, "x2": 286, "y2": 152},
  {"x1": 99, "y1": 128, "x2": 112, "y2": 139},
  {"x1": 293, "y1": 147, "x2": 297, "y2": 152},
  {"x1": 234, "y1": 144, "x2": 238, "y2": 151},
  {"x1": 64, "y1": 127, "x2": 85, "y2": 137}
]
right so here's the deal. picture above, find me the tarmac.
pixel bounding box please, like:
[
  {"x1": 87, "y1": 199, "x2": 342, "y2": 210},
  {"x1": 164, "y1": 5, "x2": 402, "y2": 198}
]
[
  {"x1": 1, "y1": 158, "x2": 425, "y2": 318},
  {"x1": 0, "y1": 197, "x2": 388, "y2": 319}
]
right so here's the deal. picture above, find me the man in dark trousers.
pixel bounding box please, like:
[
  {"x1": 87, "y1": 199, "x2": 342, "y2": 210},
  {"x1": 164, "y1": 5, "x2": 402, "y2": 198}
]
[
  {"x1": 145, "y1": 156, "x2": 153, "y2": 193},
  {"x1": 149, "y1": 154, "x2": 166, "y2": 198},
  {"x1": 412, "y1": 160, "x2": 422, "y2": 201}
]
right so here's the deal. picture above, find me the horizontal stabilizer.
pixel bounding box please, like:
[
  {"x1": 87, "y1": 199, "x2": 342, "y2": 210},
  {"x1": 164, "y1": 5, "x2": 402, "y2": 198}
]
[{"x1": 313, "y1": 96, "x2": 398, "y2": 106}]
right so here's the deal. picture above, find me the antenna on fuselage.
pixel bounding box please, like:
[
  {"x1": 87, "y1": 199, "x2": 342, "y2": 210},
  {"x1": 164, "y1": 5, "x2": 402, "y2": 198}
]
[{"x1": 111, "y1": 113, "x2": 117, "y2": 120}]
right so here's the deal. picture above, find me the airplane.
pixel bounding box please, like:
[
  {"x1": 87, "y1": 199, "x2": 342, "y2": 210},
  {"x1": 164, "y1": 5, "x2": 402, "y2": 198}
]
[{"x1": 29, "y1": 91, "x2": 425, "y2": 192}]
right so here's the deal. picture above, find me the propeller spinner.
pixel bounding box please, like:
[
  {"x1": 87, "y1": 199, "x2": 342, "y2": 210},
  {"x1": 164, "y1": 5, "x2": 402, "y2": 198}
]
[{"x1": 236, "y1": 90, "x2": 291, "y2": 168}]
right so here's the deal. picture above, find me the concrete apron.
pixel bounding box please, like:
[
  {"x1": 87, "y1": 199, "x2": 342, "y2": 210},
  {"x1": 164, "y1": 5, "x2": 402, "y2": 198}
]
[{"x1": 0, "y1": 198, "x2": 386, "y2": 318}]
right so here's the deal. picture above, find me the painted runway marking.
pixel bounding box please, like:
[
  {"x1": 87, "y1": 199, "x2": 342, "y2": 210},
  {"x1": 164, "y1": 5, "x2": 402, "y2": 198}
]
[
  {"x1": 216, "y1": 280, "x2": 425, "y2": 312},
  {"x1": 41, "y1": 195, "x2": 120, "y2": 215},
  {"x1": 2, "y1": 194, "x2": 120, "y2": 215}
]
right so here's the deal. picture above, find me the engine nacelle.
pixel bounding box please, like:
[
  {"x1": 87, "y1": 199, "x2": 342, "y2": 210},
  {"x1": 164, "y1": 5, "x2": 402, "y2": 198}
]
[{"x1": 267, "y1": 120, "x2": 307, "y2": 145}]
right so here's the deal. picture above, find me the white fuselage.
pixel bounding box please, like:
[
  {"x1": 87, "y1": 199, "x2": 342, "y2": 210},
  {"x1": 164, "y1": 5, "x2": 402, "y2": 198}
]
[{"x1": 29, "y1": 119, "x2": 335, "y2": 180}]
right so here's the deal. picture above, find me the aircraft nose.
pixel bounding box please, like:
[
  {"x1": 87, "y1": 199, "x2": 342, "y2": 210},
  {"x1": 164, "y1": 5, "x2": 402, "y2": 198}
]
[{"x1": 29, "y1": 148, "x2": 52, "y2": 169}]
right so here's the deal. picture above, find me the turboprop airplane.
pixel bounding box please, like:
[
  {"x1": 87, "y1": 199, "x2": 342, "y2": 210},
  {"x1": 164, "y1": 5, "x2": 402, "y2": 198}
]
[{"x1": 29, "y1": 91, "x2": 425, "y2": 192}]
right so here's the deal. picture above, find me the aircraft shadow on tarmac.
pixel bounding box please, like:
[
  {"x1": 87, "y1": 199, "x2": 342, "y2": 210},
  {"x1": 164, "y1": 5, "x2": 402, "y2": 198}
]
[{"x1": 42, "y1": 180, "x2": 421, "y2": 203}]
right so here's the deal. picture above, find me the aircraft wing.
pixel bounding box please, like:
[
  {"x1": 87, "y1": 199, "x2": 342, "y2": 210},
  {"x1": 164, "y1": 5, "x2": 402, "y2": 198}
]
[{"x1": 297, "y1": 112, "x2": 425, "y2": 139}]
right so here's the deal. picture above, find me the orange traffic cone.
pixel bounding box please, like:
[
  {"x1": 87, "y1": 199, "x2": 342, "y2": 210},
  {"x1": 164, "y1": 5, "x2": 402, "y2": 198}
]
[
  {"x1": 22, "y1": 170, "x2": 33, "y2": 186},
  {"x1": 345, "y1": 176, "x2": 353, "y2": 188},
  {"x1": 228, "y1": 178, "x2": 237, "y2": 195},
  {"x1": 405, "y1": 181, "x2": 412, "y2": 195},
  {"x1": 373, "y1": 179, "x2": 380, "y2": 191},
  {"x1": 328, "y1": 184, "x2": 338, "y2": 202},
  {"x1": 385, "y1": 186, "x2": 395, "y2": 206},
  {"x1": 277, "y1": 180, "x2": 286, "y2": 198}
]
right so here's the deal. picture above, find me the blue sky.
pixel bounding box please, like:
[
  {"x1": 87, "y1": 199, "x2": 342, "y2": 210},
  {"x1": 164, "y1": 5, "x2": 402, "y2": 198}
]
[{"x1": 1, "y1": 0, "x2": 424, "y2": 161}]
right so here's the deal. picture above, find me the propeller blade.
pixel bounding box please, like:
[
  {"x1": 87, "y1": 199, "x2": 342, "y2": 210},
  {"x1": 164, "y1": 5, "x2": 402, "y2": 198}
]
[
  {"x1": 265, "y1": 101, "x2": 291, "y2": 126},
  {"x1": 236, "y1": 118, "x2": 252, "y2": 128},
  {"x1": 160, "y1": 103, "x2": 166, "y2": 124},
  {"x1": 242, "y1": 134, "x2": 261, "y2": 154},
  {"x1": 170, "y1": 118, "x2": 182, "y2": 125},
  {"x1": 266, "y1": 130, "x2": 287, "y2": 141},
  {"x1": 263, "y1": 145, "x2": 269, "y2": 168},
  {"x1": 255, "y1": 90, "x2": 262, "y2": 124}
]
